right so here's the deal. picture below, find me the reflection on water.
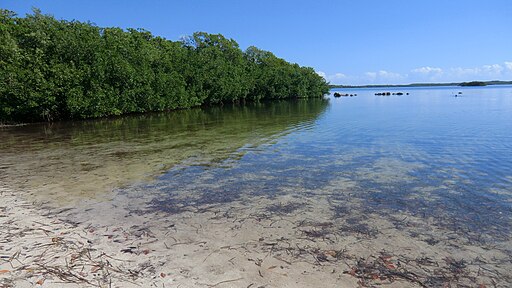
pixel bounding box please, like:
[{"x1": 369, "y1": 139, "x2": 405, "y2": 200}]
[
  {"x1": 2, "y1": 86, "x2": 512, "y2": 286},
  {"x1": 2, "y1": 87, "x2": 511, "y2": 238},
  {"x1": 127, "y1": 86, "x2": 512, "y2": 243},
  {"x1": 0, "y1": 99, "x2": 329, "y2": 204}
]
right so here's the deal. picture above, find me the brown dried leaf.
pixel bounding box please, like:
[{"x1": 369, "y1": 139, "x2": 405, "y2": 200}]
[{"x1": 344, "y1": 267, "x2": 357, "y2": 276}]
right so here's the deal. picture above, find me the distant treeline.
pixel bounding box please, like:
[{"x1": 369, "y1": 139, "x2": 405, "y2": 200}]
[
  {"x1": 330, "y1": 80, "x2": 512, "y2": 89},
  {"x1": 459, "y1": 81, "x2": 486, "y2": 86},
  {"x1": 0, "y1": 9, "x2": 329, "y2": 122}
]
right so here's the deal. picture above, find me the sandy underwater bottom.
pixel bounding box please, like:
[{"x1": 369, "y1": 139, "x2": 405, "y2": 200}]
[{"x1": 1, "y1": 153, "x2": 511, "y2": 288}]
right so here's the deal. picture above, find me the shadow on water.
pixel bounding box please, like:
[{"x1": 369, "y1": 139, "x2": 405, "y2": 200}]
[{"x1": 0, "y1": 98, "x2": 330, "y2": 204}]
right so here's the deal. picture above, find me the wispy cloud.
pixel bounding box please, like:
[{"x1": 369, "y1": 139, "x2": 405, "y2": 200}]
[
  {"x1": 365, "y1": 72, "x2": 377, "y2": 79},
  {"x1": 448, "y1": 63, "x2": 506, "y2": 80},
  {"x1": 332, "y1": 73, "x2": 346, "y2": 79},
  {"x1": 364, "y1": 70, "x2": 405, "y2": 83},
  {"x1": 482, "y1": 64, "x2": 504, "y2": 74},
  {"x1": 323, "y1": 61, "x2": 512, "y2": 85},
  {"x1": 316, "y1": 71, "x2": 327, "y2": 78},
  {"x1": 377, "y1": 70, "x2": 404, "y2": 80},
  {"x1": 316, "y1": 71, "x2": 346, "y2": 82},
  {"x1": 411, "y1": 66, "x2": 443, "y2": 74}
]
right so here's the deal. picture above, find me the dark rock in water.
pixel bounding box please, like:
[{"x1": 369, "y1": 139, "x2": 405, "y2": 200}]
[
  {"x1": 396, "y1": 92, "x2": 404, "y2": 95},
  {"x1": 406, "y1": 93, "x2": 409, "y2": 95},
  {"x1": 334, "y1": 92, "x2": 341, "y2": 98},
  {"x1": 458, "y1": 91, "x2": 463, "y2": 94}
]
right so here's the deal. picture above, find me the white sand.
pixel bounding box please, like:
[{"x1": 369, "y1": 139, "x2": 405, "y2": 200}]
[{"x1": 2, "y1": 183, "x2": 511, "y2": 287}]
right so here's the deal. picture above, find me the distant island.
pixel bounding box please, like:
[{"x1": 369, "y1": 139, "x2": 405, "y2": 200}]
[
  {"x1": 329, "y1": 80, "x2": 512, "y2": 89},
  {"x1": 459, "y1": 81, "x2": 487, "y2": 86}
]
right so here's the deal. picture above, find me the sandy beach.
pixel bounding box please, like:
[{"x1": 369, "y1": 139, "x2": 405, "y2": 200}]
[{"x1": 2, "y1": 179, "x2": 511, "y2": 288}]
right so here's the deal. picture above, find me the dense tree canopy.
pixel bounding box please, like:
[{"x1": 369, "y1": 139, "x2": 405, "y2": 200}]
[{"x1": 0, "y1": 9, "x2": 329, "y2": 122}]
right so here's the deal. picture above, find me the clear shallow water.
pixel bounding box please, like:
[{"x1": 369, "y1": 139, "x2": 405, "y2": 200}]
[
  {"x1": 0, "y1": 100, "x2": 328, "y2": 203},
  {"x1": 2, "y1": 86, "x2": 512, "y2": 286},
  {"x1": 139, "y1": 85, "x2": 512, "y2": 243},
  {"x1": 1, "y1": 86, "x2": 512, "y2": 242}
]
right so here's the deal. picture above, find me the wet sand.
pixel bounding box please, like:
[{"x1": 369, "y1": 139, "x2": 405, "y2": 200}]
[{"x1": 2, "y1": 179, "x2": 510, "y2": 287}]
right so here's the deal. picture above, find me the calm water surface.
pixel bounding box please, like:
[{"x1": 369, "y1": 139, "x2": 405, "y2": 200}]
[{"x1": 1, "y1": 86, "x2": 512, "y2": 243}]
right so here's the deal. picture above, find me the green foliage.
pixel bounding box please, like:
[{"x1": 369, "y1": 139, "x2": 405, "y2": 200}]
[
  {"x1": 0, "y1": 9, "x2": 329, "y2": 122},
  {"x1": 459, "y1": 81, "x2": 487, "y2": 87}
]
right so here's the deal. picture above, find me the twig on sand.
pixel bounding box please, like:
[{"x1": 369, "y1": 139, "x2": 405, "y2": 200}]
[{"x1": 199, "y1": 277, "x2": 244, "y2": 287}]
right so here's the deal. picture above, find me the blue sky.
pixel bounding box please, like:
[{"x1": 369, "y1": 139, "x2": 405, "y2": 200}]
[{"x1": 3, "y1": 0, "x2": 512, "y2": 85}]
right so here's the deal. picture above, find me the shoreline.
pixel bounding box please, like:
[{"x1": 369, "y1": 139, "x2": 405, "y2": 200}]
[
  {"x1": 0, "y1": 186, "x2": 168, "y2": 287},
  {"x1": 0, "y1": 97, "x2": 325, "y2": 128},
  {"x1": 2, "y1": 183, "x2": 511, "y2": 287}
]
